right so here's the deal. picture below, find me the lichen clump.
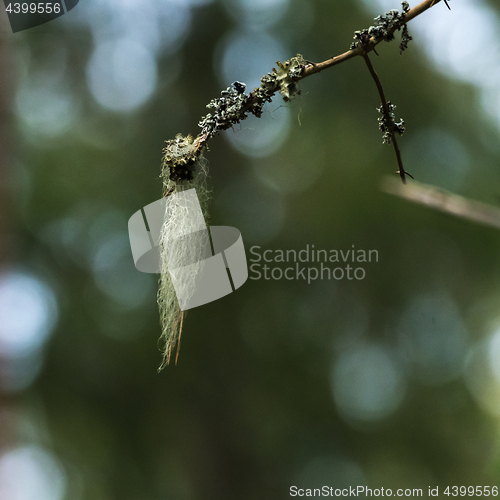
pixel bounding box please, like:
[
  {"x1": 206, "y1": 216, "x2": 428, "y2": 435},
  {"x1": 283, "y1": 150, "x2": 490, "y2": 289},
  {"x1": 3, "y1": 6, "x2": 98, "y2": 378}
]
[
  {"x1": 198, "y1": 81, "x2": 250, "y2": 139},
  {"x1": 350, "y1": 1, "x2": 412, "y2": 53},
  {"x1": 162, "y1": 133, "x2": 200, "y2": 184},
  {"x1": 251, "y1": 54, "x2": 305, "y2": 116},
  {"x1": 377, "y1": 101, "x2": 405, "y2": 144},
  {"x1": 262, "y1": 54, "x2": 305, "y2": 102},
  {"x1": 197, "y1": 54, "x2": 305, "y2": 136}
]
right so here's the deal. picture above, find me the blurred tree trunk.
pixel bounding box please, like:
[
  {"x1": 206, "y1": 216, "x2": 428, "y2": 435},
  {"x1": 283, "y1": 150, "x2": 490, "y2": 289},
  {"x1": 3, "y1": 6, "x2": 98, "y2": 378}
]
[
  {"x1": 0, "y1": 12, "x2": 12, "y2": 448},
  {"x1": 0, "y1": 21, "x2": 10, "y2": 265}
]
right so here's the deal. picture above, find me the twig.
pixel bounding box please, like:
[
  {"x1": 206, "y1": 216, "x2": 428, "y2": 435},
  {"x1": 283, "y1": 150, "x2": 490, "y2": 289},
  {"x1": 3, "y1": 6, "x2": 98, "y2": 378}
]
[
  {"x1": 432, "y1": 0, "x2": 450, "y2": 10},
  {"x1": 362, "y1": 53, "x2": 412, "y2": 184},
  {"x1": 175, "y1": 311, "x2": 184, "y2": 365},
  {"x1": 300, "y1": 0, "x2": 443, "y2": 78},
  {"x1": 193, "y1": 0, "x2": 445, "y2": 157},
  {"x1": 381, "y1": 177, "x2": 500, "y2": 230}
]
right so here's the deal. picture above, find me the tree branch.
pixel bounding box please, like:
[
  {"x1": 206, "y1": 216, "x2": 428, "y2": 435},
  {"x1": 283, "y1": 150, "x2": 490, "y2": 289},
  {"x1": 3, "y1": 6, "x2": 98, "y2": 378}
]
[
  {"x1": 174, "y1": 0, "x2": 447, "y2": 181},
  {"x1": 381, "y1": 177, "x2": 500, "y2": 230},
  {"x1": 296, "y1": 0, "x2": 442, "y2": 77},
  {"x1": 158, "y1": 0, "x2": 449, "y2": 367},
  {"x1": 363, "y1": 53, "x2": 412, "y2": 184}
]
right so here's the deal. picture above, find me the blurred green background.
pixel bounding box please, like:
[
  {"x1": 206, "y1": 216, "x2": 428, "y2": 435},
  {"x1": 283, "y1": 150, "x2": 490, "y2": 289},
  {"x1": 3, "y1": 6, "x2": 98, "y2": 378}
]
[{"x1": 1, "y1": 0, "x2": 500, "y2": 498}]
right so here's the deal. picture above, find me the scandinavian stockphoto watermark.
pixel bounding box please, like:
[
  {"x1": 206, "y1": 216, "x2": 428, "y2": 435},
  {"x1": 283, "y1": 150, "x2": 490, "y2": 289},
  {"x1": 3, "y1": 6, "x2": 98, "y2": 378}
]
[
  {"x1": 128, "y1": 189, "x2": 377, "y2": 312},
  {"x1": 249, "y1": 244, "x2": 378, "y2": 283},
  {"x1": 128, "y1": 188, "x2": 248, "y2": 311}
]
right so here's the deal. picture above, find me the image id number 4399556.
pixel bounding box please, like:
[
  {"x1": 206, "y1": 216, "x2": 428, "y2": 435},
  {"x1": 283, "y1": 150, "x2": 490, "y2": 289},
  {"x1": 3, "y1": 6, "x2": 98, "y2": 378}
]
[
  {"x1": 444, "y1": 486, "x2": 499, "y2": 496},
  {"x1": 5, "y1": 3, "x2": 61, "y2": 14}
]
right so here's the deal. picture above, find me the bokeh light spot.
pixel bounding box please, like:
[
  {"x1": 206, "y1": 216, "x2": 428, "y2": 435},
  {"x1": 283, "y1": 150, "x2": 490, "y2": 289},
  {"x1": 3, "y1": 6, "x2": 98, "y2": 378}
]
[
  {"x1": 0, "y1": 446, "x2": 67, "y2": 500},
  {"x1": 224, "y1": 106, "x2": 291, "y2": 159},
  {"x1": 87, "y1": 37, "x2": 157, "y2": 112},
  {"x1": 331, "y1": 344, "x2": 405, "y2": 423},
  {"x1": 217, "y1": 30, "x2": 288, "y2": 92},
  {"x1": 91, "y1": 231, "x2": 155, "y2": 308},
  {"x1": 222, "y1": 0, "x2": 290, "y2": 29},
  {"x1": 0, "y1": 271, "x2": 58, "y2": 359}
]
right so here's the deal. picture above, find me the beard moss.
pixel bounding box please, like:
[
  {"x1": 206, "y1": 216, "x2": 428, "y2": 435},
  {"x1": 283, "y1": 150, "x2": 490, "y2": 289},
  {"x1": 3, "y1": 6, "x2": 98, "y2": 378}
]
[{"x1": 157, "y1": 134, "x2": 210, "y2": 370}]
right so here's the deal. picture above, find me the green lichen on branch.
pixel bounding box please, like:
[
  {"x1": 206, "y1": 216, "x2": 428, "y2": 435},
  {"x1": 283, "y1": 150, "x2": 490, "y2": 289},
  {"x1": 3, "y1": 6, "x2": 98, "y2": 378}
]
[
  {"x1": 198, "y1": 81, "x2": 250, "y2": 139},
  {"x1": 399, "y1": 1, "x2": 413, "y2": 54},
  {"x1": 162, "y1": 133, "x2": 200, "y2": 185},
  {"x1": 377, "y1": 101, "x2": 405, "y2": 144},
  {"x1": 260, "y1": 54, "x2": 304, "y2": 102},
  {"x1": 197, "y1": 54, "x2": 305, "y2": 138},
  {"x1": 163, "y1": 55, "x2": 305, "y2": 191},
  {"x1": 399, "y1": 24, "x2": 413, "y2": 54},
  {"x1": 252, "y1": 53, "x2": 304, "y2": 116},
  {"x1": 350, "y1": 1, "x2": 413, "y2": 53}
]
